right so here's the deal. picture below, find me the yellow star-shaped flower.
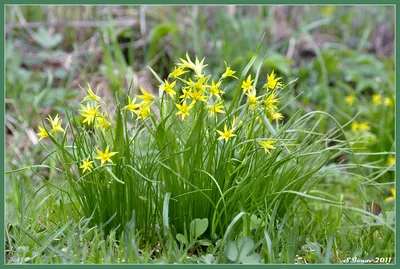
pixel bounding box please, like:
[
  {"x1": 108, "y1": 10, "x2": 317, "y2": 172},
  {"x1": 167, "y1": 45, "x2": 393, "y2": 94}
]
[
  {"x1": 241, "y1": 74, "x2": 254, "y2": 94},
  {"x1": 221, "y1": 61, "x2": 238, "y2": 79},
  {"x1": 208, "y1": 102, "x2": 225, "y2": 117},
  {"x1": 46, "y1": 114, "x2": 64, "y2": 133},
  {"x1": 160, "y1": 80, "x2": 177, "y2": 98},
  {"x1": 217, "y1": 125, "x2": 236, "y2": 142},
  {"x1": 169, "y1": 66, "x2": 188, "y2": 78},
  {"x1": 36, "y1": 125, "x2": 49, "y2": 141},
  {"x1": 95, "y1": 146, "x2": 118, "y2": 166},
  {"x1": 258, "y1": 139, "x2": 277, "y2": 155},
  {"x1": 81, "y1": 83, "x2": 101, "y2": 103},
  {"x1": 175, "y1": 101, "x2": 194, "y2": 121},
  {"x1": 264, "y1": 70, "x2": 283, "y2": 90},
  {"x1": 80, "y1": 158, "x2": 94, "y2": 173},
  {"x1": 137, "y1": 87, "x2": 155, "y2": 104}
]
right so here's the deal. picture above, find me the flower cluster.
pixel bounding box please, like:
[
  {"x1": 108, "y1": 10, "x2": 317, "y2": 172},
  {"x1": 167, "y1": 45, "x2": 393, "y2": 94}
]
[
  {"x1": 37, "y1": 54, "x2": 287, "y2": 173},
  {"x1": 121, "y1": 54, "x2": 284, "y2": 153},
  {"x1": 36, "y1": 83, "x2": 118, "y2": 174}
]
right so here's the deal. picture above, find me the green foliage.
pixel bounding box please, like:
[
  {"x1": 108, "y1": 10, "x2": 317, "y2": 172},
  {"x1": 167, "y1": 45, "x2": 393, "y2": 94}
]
[{"x1": 5, "y1": 5, "x2": 395, "y2": 265}]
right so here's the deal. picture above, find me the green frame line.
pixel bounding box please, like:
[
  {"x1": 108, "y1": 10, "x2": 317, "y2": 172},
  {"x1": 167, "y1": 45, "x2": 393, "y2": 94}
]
[{"x1": 1, "y1": 1, "x2": 397, "y2": 268}]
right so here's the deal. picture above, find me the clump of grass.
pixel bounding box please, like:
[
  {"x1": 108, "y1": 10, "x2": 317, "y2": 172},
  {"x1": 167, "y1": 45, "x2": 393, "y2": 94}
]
[{"x1": 29, "y1": 49, "x2": 350, "y2": 250}]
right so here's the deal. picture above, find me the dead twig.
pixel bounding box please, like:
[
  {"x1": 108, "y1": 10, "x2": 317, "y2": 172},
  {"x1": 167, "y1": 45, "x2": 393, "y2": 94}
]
[{"x1": 6, "y1": 19, "x2": 138, "y2": 31}]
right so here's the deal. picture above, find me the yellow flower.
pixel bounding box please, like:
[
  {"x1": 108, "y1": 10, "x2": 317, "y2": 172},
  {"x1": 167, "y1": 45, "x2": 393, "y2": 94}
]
[
  {"x1": 359, "y1": 121, "x2": 370, "y2": 131},
  {"x1": 384, "y1": 97, "x2": 393, "y2": 107},
  {"x1": 241, "y1": 74, "x2": 254, "y2": 94},
  {"x1": 169, "y1": 66, "x2": 188, "y2": 78},
  {"x1": 264, "y1": 91, "x2": 280, "y2": 110},
  {"x1": 95, "y1": 146, "x2": 118, "y2": 166},
  {"x1": 372, "y1": 94, "x2": 382, "y2": 105},
  {"x1": 221, "y1": 61, "x2": 238, "y2": 79},
  {"x1": 264, "y1": 70, "x2": 283, "y2": 90},
  {"x1": 185, "y1": 76, "x2": 207, "y2": 92},
  {"x1": 246, "y1": 91, "x2": 258, "y2": 109},
  {"x1": 345, "y1": 95, "x2": 355, "y2": 106},
  {"x1": 80, "y1": 104, "x2": 100, "y2": 126},
  {"x1": 81, "y1": 83, "x2": 101, "y2": 103},
  {"x1": 178, "y1": 53, "x2": 207, "y2": 78},
  {"x1": 123, "y1": 96, "x2": 140, "y2": 116},
  {"x1": 258, "y1": 139, "x2": 277, "y2": 155},
  {"x1": 46, "y1": 114, "x2": 64, "y2": 133},
  {"x1": 351, "y1": 122, "x2": 359, "y2": 132},
  {"x1": 190, "y1": 89, "x2": 208, "y2": 103},
  {"x1": 217, "y1": 125, "x2": 236, "y2": 142},
  {"x1": 271, "y1": 112, "x2": 284, "y2": 121},
  {"x1": 80, "y1": 158, "x2": 94, "y2": 173},
  {"x1": 95, "y1": 113, "x2": 112, "y2": 130},
  {"x1": 160, "y1": 80, "x2": 177, "y2": 98},
  {"x1": 387, "y1": 156, "x2": 395, "y2": 166},
  {"x1": 36, "y1": 125, "x2": 49, "y2": 141},
  {"x1": 385, "y1": 188, "x2": 395, "y2": 202},
  {"x1": 208, "y1": 102, "x2": 225, "y2": 117},
  {"x1": 175, "y1": 101, "x2": 194, "y2": 121},
  {"x1": 209, "y1": 79, "x2": 224, "y2": 98},
  {"x1": 137, "y1": 87, "x2": 155, "y2": 104},
  {"x1": 134, "y1": 103, "x2": 152, "y2": 120},
  {"x1": 179, "y1": 88, "x2": 192, "y2": 100}
]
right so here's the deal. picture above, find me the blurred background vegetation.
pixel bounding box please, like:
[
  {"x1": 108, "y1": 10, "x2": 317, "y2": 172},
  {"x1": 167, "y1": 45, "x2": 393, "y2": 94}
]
[
  {"x1": 5, "y1": 5, "x2": 395, "y2": 264},
  {"x1": 6, "y1": 4, "x2": 395, "y2": 193}
]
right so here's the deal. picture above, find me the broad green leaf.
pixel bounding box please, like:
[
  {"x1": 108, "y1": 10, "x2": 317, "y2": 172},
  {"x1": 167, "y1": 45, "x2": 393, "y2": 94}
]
[
  {"x1": 224, "y1": 237, "x2": 261, "y2": 264},
  {"x1": 189, "y1": 218, "x2": 208, "y2": 239}
]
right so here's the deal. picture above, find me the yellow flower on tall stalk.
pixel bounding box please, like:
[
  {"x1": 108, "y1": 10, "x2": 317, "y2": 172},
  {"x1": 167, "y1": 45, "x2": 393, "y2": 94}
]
[
  {"x1": 123, "y1": 96, "x2": 140, "y2": 116},
  {"x1": 217, "y1": 125, "x2": 236, "y2": 142},
  {"x1": 169, "y1": 66, "x2": 188, "y2": 78},
  {"x1": 208, "y1": 102, "x2": 225, "y2": 117},
  {"x1": 95, "y1": 146, "x2": 118, "y2": 166},
  {"x1": 36, "y1": 125, "x2": 49, "y2": 141},
  {"x1": 186, "y1": 76, "x2": 207, "y2": 92},
  {"x1": 134, "y1": 103, "x2": 152, "y2": 120},
  {"x1": 264, "y1": 91, "x2": 280, "y2": 110},
  {"x1": 46, "y1": 114, "x2": 64, "y2": 133},
  {"x1": 372, "y1": 94, "x2": 382, "y2": 105},
  {"x1": 209, "y1": 79, "x2": 224, "y2": 98},
  {"x1": 258, "y1": 139, "x2": 277, "y2": 155},
  {"x1": 345, "y1": 95, "x2": 355, "y2": 105},
  {"x1": 95, "y1": 113, "x2": 112, "y2": 130},
  {"x1": 179, "y1": 88, "x2": 192, "y2": 100},
  {"x1": 271, "y1": 112, "x2": 284, "y2": 121},
  {"x1": 137, "y1": 87, "x2": 155, "y2": 104},
  {"x1": 80, "y1": 104, "x2": 100, "y2": 126},
  {"x1": 175, "y1": 101, "x2": 194, "y2": 121},
  {"x1": 190, "y1": 89, "x2": 208, "y2": 103},
  {"x1": 264, "y1": 70, "x2": 283, "y2": 90},
  {"x1": 80, "y1": 158, "x2": 94, "y2": 173},
  {"x1": 384, "y1": 97, "x2": 393, "y2": 107},
  {"x1": 160, "y1": 80, "x2": 177, "y2": 98},
  {"x1": 221, "y1": 61, "x2": 238, "y2": 79},
  {"x1": 246, "y1": 91, "x2": 258, "y2": 109},
  {"x1": 81, "y1": 83, "x2": 101, "y2": 103},
  {"x1": 178, "y1": 53, "x2": 207, "y2": 78},
  {"x1": 385, "y1": 188, "x2": 395, "y2": 202},
  {"x1": 241, "y1": 74, "x2": 254, "y2": 94}
]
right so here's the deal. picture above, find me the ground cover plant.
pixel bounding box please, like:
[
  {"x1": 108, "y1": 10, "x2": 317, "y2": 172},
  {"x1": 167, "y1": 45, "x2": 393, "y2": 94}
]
[{"x1": 5, "y1": 5, "x2": 395, "y2": 264}]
